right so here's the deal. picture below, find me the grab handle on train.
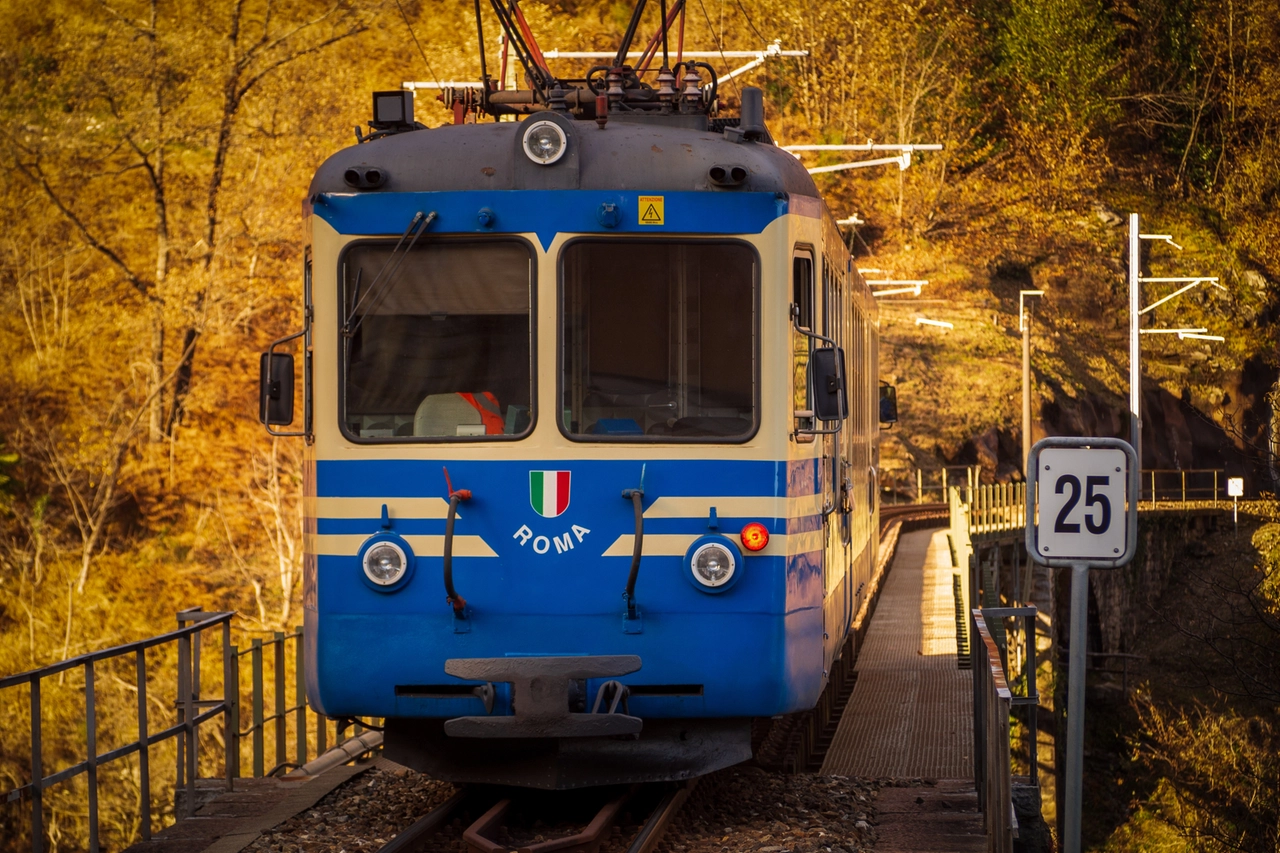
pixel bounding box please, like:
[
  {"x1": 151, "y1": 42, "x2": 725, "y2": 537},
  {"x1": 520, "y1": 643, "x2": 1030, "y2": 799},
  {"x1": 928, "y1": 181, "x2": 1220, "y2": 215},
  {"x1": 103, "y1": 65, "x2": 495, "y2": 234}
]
[
  {"x1": 443, "y1": 467, "x2": 472, "y2": 619},
  {"x1": 621, "y1": 488, "x2": 644, "y2": 622}
]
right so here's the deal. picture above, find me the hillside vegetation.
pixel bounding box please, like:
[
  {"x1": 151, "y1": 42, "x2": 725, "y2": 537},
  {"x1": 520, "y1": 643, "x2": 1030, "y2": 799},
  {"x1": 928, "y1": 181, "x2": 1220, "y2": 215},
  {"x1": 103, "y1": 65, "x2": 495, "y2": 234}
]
[{"x1": 0, "y1": 0, "x2": 1277, "y2": 849}]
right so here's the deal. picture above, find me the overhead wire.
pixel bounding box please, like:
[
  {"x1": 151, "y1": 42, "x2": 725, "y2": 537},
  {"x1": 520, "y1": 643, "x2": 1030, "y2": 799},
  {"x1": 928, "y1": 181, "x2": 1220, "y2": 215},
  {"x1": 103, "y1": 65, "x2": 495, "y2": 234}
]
[
  {"x1": 694, "y1": 0, "x2": 739, "y2": 98},
  {"x1": 849, "y1": 227, "x2": 876, "y2": 257},
  {"x1": 394, "y1": 0, "x2": 441, "y2": 88},
  {"x1": 732, "y1": 0, "x2": 766, "y2": 44}
]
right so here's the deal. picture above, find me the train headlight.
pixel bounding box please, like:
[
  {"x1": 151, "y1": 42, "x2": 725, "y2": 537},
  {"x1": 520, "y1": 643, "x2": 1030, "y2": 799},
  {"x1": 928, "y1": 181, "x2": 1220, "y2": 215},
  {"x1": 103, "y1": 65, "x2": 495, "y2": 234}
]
[
  {"x1": 365, "y1": 543, "x2": 405, "y2": 584},
  {"x1": 683, "y1": 535, "x2": 743, "y2": 593},
  {"x1": 522, "y1": 120, "x2": 567, "y2": 165},
  {"x1": 358, "y1": 535, "x2": 415, "y2": 591}
]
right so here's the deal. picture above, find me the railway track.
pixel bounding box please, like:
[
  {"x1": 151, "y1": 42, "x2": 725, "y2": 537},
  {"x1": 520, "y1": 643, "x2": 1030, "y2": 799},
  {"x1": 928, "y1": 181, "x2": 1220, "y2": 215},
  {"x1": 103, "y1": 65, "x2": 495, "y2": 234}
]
[
  {"x1": 376, "y1": 780, "x2": 697, "y2": 853},
  {"x1": 879, "y1": 501, "x2": 948, "y2": 532}
]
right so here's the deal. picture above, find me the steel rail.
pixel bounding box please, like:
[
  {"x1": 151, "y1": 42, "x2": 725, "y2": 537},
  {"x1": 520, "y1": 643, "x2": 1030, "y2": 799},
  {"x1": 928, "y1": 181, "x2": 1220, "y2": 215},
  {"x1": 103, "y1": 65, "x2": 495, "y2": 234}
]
[
  {"x1": 464, "y1": 790, "x2": 631, "y2": 853},
  {"x1": 377, "y1": 791, "x2": 469, "y2": 853},
  {"x1": 627, "y1": 780, "x2": 698, "y2": 853},
  {"x1": 377, "y1": 780, "x2": 697, "y2": 853}
]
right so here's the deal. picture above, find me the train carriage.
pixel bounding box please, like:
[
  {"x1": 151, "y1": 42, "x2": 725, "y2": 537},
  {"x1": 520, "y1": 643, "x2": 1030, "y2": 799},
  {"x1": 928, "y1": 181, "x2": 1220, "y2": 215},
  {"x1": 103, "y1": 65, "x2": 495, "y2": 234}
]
[{"x1": 262, "y1": 78, "x2": 886, "y2": 788}]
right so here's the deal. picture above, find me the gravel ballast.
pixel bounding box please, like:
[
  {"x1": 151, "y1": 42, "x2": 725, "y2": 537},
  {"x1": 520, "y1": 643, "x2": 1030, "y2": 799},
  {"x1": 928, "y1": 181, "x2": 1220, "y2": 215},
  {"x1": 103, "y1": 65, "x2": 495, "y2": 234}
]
[{"x1": 245, "y1": 765, "x2": 880, "y2": 853}]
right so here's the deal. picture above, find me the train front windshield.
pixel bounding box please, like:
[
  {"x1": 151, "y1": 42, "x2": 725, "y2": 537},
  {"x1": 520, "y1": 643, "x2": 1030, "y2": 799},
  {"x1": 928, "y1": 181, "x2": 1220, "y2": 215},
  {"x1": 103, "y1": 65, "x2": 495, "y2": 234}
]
[
  {"x1": 340, "y1": 239, "x2": 534, "y2": 440},
  {"x1": 561, "y1": 241, "x2": 757, "y2": 440}
]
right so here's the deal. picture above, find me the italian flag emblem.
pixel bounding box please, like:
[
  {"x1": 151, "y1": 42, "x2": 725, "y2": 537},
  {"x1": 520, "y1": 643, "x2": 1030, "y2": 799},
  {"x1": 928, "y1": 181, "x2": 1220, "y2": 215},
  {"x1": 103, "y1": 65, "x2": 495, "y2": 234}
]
[{"x1": 530, "y1": 470, "x2": 571, "y2": 518}]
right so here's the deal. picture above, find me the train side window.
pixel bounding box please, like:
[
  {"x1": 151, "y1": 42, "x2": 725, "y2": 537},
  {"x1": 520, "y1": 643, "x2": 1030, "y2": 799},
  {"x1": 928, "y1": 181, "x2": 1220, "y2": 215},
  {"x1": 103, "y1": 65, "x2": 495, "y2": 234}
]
[
  {"x1": 338, "y1": 238, "x2": 535, "y2": 441},
  {"x1": 792, "y1": 253, "x2": 814, "y2": 416}
]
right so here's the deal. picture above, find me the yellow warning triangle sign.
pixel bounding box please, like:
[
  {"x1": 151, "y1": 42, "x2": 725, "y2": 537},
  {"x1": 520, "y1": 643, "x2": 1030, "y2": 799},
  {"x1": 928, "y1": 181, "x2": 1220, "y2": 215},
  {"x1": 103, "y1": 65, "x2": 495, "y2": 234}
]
[{"x1": 638, "y1": 195, "x2": 664, "y2": 225}]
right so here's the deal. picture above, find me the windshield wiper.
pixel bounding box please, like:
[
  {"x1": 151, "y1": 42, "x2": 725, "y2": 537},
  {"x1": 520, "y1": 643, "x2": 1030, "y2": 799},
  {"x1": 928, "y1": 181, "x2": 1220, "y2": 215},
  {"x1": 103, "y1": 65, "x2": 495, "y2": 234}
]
[{"x1": 343, "y1": 210, "x2": 437, "y2": 338}]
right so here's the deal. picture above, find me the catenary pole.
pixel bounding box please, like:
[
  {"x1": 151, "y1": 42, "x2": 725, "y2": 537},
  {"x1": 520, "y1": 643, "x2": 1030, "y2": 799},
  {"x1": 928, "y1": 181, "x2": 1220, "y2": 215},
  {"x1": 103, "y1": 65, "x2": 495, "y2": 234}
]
[
  {"x1": 1019, "y1": 291, "x2": 1042, "y2": 476},
  {"x1": 1129, "y1": 214, "x2": 1142, "y2": 469},
  {"x1": 1022, "y1": 307, "x2": 1032, "y2": 474},
  {"x1": 1063, "y1": 562, "x2": 1089, "y2": 853}
]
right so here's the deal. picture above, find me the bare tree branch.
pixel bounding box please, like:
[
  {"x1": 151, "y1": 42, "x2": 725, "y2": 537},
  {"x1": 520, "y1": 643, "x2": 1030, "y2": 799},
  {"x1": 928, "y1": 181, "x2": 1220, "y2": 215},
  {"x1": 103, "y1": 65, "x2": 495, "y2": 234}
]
[{"x1": 10, "y1": 155, "x2": 157, "y2": 302}]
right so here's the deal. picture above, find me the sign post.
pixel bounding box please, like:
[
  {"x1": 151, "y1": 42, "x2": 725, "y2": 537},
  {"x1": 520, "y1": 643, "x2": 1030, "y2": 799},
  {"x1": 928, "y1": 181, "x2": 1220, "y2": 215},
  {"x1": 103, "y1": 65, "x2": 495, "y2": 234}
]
[
  {"x1": 1228, "y1": 477, "x2": 1243, "y2": 528},
  {"x1": 1026, "y1": 437, "x2": 1139, "y2": 853}
]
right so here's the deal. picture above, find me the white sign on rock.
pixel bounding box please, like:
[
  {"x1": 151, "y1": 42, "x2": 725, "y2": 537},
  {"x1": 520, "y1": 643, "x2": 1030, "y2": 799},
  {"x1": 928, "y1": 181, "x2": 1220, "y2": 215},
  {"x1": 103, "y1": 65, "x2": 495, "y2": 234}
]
[{"x1": 1035, "y1": 447, "x2": 1128, "y2": 561}]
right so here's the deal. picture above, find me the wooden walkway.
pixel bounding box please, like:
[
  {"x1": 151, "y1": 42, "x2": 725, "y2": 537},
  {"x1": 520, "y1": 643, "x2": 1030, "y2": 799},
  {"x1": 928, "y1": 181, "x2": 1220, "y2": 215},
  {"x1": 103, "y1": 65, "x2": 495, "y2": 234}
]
[
  {"x1": 123, "y1": 764, "x2": 369, "y2": 853},
  {"x1": 821, "y1": 528, "x2": 985, "y2": 851}
]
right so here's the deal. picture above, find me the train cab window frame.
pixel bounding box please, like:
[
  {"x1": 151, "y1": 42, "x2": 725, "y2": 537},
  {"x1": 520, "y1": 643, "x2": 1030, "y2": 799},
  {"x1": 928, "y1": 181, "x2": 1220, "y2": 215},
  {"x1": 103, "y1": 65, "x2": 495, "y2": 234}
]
[
  {"x1": 336, "y1": 236, "x2": 537, "y2": 443},
  {"x1": 557, "y1": 237, "x2": 760, "y2": 443},
  {"x1": 792, "y1": 249, "x2": 816, "y2": 430},
  {"x1": 303, "y1": 248, "x2": 314, "y2": 437}
]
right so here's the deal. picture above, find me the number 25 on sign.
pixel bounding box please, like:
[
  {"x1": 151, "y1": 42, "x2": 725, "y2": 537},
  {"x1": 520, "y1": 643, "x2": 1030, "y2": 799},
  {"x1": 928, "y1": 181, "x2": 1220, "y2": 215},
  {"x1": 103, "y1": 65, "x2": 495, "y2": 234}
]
[{"x1": 1027, "y1": 437, "x2": 1139, "y2": 569}]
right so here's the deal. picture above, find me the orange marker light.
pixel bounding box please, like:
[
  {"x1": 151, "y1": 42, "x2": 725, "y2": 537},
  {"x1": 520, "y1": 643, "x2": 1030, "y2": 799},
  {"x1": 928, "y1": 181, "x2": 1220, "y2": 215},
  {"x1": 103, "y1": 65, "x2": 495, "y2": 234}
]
[{"x1": 740, "y1": 522, "x2": 770, "y2": 552}]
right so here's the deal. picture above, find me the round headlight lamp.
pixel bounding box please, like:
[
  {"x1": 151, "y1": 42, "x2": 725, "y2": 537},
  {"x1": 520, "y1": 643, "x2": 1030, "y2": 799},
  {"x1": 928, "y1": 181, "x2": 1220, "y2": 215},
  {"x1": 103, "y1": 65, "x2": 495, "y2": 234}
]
[
  {"x1": 522, "y1": 120, "x2": 568, "y2": 165},
  {"x1": 358, "y1": 535, "x2": 415, "y2": 592},
  {"x1": 364, "y1": 542, "x2": 406, "y2": 585},
  {"x1": 683, "y1": 535, "x2": 744, "y2": 593}
]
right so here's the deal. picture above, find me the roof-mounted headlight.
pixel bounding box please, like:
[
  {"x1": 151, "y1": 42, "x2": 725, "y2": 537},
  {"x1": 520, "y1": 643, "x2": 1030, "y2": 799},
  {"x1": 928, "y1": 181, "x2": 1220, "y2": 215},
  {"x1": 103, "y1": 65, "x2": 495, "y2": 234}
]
[{"x1": 522, "y1": 120, "x2": 567, "y2": 165}]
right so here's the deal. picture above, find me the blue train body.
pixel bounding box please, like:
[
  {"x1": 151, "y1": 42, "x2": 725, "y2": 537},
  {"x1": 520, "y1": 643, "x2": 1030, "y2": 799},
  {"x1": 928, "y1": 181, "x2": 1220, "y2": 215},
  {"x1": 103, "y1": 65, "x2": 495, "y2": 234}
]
[{"x1": 306, "y1": 457, "x2": 828, "y2": 720}]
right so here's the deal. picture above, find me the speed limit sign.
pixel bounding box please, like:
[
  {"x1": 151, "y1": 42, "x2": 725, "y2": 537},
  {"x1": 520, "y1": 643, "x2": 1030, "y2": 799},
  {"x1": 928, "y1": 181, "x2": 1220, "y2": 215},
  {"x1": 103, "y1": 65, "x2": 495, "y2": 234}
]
[{"x1": 1027, "y1": 437, "x2": 1138, "y2": 569}]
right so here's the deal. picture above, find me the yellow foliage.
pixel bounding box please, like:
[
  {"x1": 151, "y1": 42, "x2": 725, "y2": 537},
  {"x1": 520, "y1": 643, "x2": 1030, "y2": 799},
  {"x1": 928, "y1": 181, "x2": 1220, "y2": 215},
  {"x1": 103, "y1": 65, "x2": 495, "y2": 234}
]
[
  {"x1": 1126, "y1": 698, "x2": 1280, "y2": 852},
  {"x1": 1252, "y1": 522, "x2": 1280, "y2": 614}
]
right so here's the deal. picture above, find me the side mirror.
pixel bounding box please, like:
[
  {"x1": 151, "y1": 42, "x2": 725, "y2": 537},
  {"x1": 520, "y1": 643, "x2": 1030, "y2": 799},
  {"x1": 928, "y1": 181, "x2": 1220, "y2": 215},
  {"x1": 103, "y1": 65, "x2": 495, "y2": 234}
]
[
  {"x1": 879, "y1": 383, "x2": 899, "y2": 426},
  {"x1": 810, "y1": 347, "x2": 848, "y2": 422},
  {"x1": 259, "y1": 352, "x2": 295, "y2": 426}
]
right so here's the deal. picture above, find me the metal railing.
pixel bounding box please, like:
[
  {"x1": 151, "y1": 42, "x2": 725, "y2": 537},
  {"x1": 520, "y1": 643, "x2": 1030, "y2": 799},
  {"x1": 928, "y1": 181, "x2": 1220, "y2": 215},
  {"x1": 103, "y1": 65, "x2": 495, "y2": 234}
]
[
  {"x1": 881, "y1": 465, "x2": 982, "y2": 505},
  {"x1": 946, "y1": 465, "x2": 1236, "y2": 853},
  {"x1": 0, "y1": 609, "x2": 373, "y2": 852},
  {"x1": 189, "y1": 617, "x2": 367, "y2": 784},
  {"x1": 891, "y1": 465, "x2": 1232, "y2": 511},
  {"x1": 946, "y1": 468, "x2": 1233, "y2": 663},
  {"x1": 1138, "y1": 468, "x2": 1225, "y2": 507},
  {"x1": 1, "y1": 609, "x2": 234, "y2": 853},
  {"x1": 231, "y1": 627, "x2": 307, "y2": 779},
  {"x1": 966, "y1": 483, "x2": 1028, "y2": 541},
  {"x1": 972, "y1": 607, "x2": 1039, "y2": 853}
]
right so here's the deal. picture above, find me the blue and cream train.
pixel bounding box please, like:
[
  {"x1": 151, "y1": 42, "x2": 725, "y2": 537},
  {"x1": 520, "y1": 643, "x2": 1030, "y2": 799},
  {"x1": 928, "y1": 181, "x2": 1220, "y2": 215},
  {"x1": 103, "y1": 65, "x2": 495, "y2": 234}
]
[{"x1": 260, "y1": 77, "x2": 889, "y2": 788}]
